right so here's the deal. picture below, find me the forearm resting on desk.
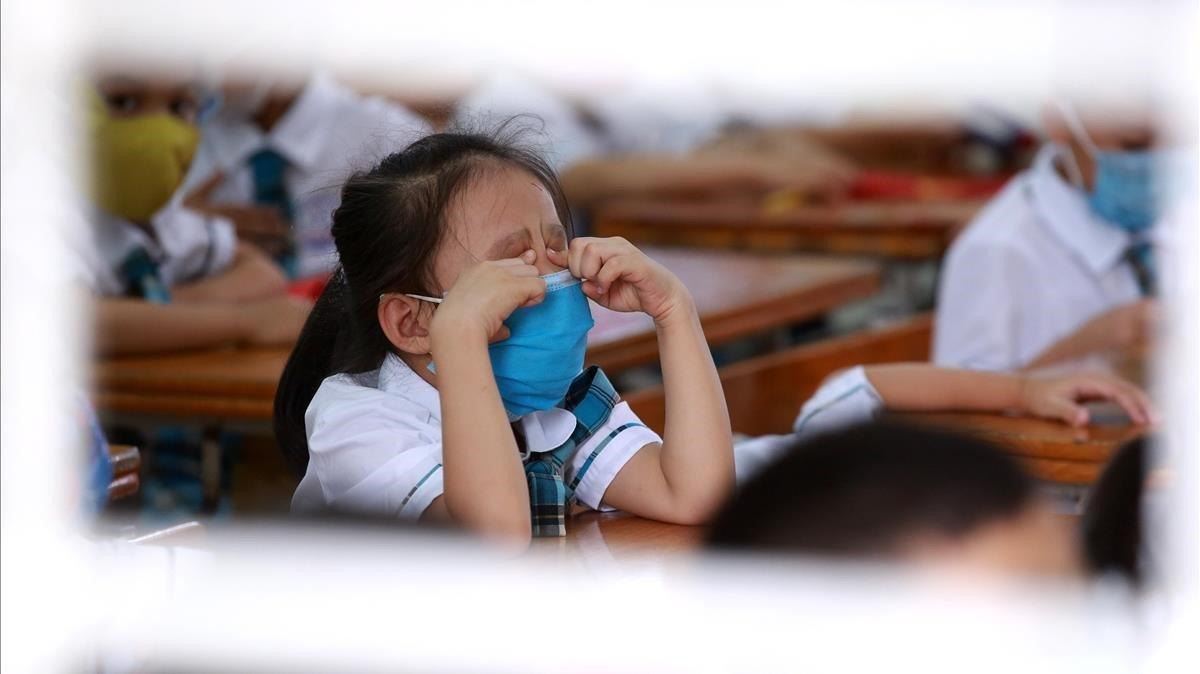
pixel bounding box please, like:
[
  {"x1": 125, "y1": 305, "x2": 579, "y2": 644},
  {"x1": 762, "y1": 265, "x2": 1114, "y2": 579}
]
[
  {"x1": 172, "y1": 243, "x2": 287, "y2": 304},
  {"x1": 93, "y1": 298, "x2": 251, "y2": 356}
]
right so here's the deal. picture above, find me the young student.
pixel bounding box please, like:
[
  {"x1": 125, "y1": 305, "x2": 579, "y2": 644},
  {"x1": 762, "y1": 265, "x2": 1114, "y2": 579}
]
[
  {"x1": 732, "y1": 362, "x2": 1156, "y2": 480},
  {"x1": 74, "y1": 74, "x2": 311, "y2": 356},
  {"x1": 710, "y1": 421, "x2": 1081, "y2": 578},
  {"x1": 933, "y1": 100, "x2": 1165, "y2": 371},
  {"x1": 274, "y1": 131, "x2": 735, "y2": 546},
  {"x1": 181, "y1": 72, "x2": 431, "y2": 277}
]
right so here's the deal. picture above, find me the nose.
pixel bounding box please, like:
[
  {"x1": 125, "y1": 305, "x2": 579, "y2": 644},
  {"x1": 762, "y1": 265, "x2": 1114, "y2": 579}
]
[{"x1": 537, "y1": 246, "x2": 567, "y2": 276}]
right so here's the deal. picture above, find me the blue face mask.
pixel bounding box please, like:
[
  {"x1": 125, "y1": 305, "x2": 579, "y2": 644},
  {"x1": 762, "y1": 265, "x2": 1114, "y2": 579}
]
[
  {"x1": 1088, "y1": 149, "x2": 1162, "y2": 233},
  {"x1": 488, "y1": 269, "x2": 594, "y2": 418}
]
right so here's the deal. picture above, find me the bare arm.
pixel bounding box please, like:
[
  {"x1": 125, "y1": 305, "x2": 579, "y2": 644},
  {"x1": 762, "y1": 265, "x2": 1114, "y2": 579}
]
[
  {"x1": 171, "y1": 243, "x2": 288, "y2": 304},
  {"x1": 861, "y1": 363, "x2": 1154, "y2": 426},
  {"x1": 1025, "y1": 300, "x2": 1157, "y2": 369},
  {"x1": 93, "y1": 295, "x2": 311, "y2": 357},
  {"x1": 554, "y1": 240, "x2": 735, "y2": 525},
  {"x1": 425, "y1": 258, "x2": 546, "y2": 546}
]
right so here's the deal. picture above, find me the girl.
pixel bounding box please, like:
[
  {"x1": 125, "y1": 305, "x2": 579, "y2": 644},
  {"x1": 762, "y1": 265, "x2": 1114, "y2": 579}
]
[{"x1": 275, "y1": 131, "x2": 734, "y2": 545}]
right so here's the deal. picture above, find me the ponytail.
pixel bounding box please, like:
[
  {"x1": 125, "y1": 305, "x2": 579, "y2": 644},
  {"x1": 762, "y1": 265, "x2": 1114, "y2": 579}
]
[
  {"x1": 274, "y1": 271, "x2": 352, "y2": 475},
  {"x1": 272, "y1": 124, "x2": 572, "y2": 477}
]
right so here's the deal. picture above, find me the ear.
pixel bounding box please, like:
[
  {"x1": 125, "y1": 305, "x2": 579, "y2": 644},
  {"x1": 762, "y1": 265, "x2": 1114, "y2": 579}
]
[{"x1": 378, "y1": 294, "x2": 432, "y2": 355}]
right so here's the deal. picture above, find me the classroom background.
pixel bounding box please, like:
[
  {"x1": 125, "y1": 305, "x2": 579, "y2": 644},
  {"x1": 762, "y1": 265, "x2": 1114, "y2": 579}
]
[{"x1": 2, "y1": 0, "x2": 1197, "y2": 671}]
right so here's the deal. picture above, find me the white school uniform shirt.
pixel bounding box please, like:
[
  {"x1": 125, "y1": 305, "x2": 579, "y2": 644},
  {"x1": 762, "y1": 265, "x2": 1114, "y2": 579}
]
[
  {"x1": 450, "y1": 72, "x2": 606, "y2": 172},
  {"x1": 932, "y1": 144, "x2": 1150, "y2": 372},
  {"x1": 293, "y1": 353, "x2": 662, "y2": 518},
  {"x1": 182, "y1": 74, "x2": 431, "y2": 277},
  {"x1": 733, "y1": 365, "x2": 883, "y2": 481},
  {"x1": 66, "y1": 199, "x2": 238, "y2": 296}
]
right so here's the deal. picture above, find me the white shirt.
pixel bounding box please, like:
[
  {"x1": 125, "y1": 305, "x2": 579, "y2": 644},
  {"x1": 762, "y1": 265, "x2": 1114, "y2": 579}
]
[
  {"x1": 451, "y1": 72, "x2": 605, "y2": 171},
  {"x1": 734, "y1": 366, "x2": 883, "y2": 481},
  {"x1": 183, "y1": 74, "x2": 431, "y2": 277},
  {"x1": 67, "y1": 201, "x2": 238, "y2": 296},
  {"x1": 293, "y1": 354, "x2": 662, "y2": 518},
  {"x1": 933, "y1": 144, "x2": 1149, "y2": 371}
]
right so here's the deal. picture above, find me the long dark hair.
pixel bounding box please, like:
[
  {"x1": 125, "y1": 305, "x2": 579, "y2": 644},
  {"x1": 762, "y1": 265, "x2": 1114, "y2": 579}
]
[{"x1": 274, "y1": 127, "x2": 572, "y2": 476}]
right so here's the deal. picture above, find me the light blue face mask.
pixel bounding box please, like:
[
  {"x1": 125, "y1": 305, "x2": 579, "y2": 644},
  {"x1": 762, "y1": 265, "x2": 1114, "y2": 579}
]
[
  {"x1": 1056, "y1": 101, "x2": 1163, "y2": 233},
  {"x1": 1087, "y1": 149, "x2": 1162, "y2": 233},
  {"x1": 489, "y1": 269, "x2": 594, "y2": 418},
  {"x1": 415, "y1": 269, "x2": 594, "y2": 419}
]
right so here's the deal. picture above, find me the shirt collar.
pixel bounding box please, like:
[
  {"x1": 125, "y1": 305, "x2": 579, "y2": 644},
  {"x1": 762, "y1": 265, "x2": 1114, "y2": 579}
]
[
  {"x1": 1027, "y1": 143, "x2": 1132, "y2": 275},
  {"x1": 203, "y1": 74, "x2": 340, "y2": 172},
  {"x1": 378, "y1": 353, "x2": 442, "y2": 422},
  {"x1": 376, "y1": 352, "x2": 577, "y2": 454}
]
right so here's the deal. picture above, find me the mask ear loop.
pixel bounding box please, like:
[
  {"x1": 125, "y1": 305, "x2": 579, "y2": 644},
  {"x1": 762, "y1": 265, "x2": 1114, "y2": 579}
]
[{"x1": 1053, "y1": 100, "x2": 1100, "y2": 189}]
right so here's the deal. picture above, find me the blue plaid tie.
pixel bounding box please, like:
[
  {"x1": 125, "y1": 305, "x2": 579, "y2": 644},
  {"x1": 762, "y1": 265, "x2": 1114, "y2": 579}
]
[
  {"x1": 248, "y1": 148, "x2": 297, "y2": 275},
  {"x1": 524, "y1": 366, "x2": 629, "y2": 537}
]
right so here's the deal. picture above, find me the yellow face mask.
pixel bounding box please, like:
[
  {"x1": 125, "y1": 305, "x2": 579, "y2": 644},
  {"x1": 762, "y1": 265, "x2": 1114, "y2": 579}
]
[{"x1": 87, "y1": 88, "x2": 199, "y2": 224}]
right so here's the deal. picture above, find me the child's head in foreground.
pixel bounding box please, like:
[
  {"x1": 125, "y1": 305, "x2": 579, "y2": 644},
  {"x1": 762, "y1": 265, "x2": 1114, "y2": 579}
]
[
  {"x1": 275, "y1": 127, "x2": 573, "y2": 473},
  {"x1": 708, "y1": 421, "x2": 1080, "y2": 578}
]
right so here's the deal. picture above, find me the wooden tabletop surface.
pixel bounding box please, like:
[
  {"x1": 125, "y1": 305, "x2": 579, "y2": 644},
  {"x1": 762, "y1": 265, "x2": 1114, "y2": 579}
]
[
  {"x1": 94, "y1": 247, "x2": 880, "y2": 422},
  {"x1": 896, "y1": 346, "x2": 1151, "y2": 484},
  {"x1": 594, "y1": 198, "x2": 985, "y2": 259},
  {"x1": 529, "y1": 511, "x2": 705, "y2": 565}
]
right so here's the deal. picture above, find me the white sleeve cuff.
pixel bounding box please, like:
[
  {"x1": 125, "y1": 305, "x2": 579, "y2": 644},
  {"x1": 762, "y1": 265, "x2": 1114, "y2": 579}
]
[
  {"x1": 792, "y1": 365, "x2": 885, "y2": 438},
  {"x1": 567, "y1": 401, "x2": 662, "y2": 511},
  {"x1": 204, "y1": 214, "x2": 239, "y2": 275}
]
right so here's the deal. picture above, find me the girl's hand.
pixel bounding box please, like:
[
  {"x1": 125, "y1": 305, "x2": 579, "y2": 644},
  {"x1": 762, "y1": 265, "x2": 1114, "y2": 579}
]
[
  {"x1": 1018, "y1": 372, "x2": 1157, "y2": 428},
  {"x1": 431, "y1": 250, "x2": 544, "y2": 345},
  {"x1": 547, "y1": 237, "x2": 692, "y2": 325}
]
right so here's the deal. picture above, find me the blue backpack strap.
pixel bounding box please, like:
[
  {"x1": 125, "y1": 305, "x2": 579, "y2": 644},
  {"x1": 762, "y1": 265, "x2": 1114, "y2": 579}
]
[{"x1": 523, "y1": 366, "x2": 620, "y2": 537}]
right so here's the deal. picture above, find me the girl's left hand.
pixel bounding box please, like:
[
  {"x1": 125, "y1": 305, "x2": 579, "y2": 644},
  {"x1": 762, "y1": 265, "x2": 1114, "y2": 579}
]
[
  {"x1": 547, "y1": 237, "x2": 692, "y2": 325},
  {"x1": 1018, "y1": 372, "x2": 1158, "y2": 428}
]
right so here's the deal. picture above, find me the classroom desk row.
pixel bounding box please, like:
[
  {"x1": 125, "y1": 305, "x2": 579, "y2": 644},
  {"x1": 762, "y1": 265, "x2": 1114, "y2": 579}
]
[
  {"x1": 593, "y1": 199, "x2": 986, "y2": 260},
  {"x1": 94, "y1": 247, "x2": 882, "y2": 423}
]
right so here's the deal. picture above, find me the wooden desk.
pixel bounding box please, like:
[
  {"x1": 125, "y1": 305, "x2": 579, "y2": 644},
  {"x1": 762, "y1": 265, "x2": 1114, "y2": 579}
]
[
  {"x1": 594, "y1": 199, "x2": 985, "y2": 260},
  {"x1": 95, "y1": 248, "x2": 881, "y2": 422},
  {"x1": 896, "y1": 347, "x2": 1150, "y2": 485},
  {"x1": 530, "y1": 511, "x2": 704, "y2": 565},
  {"x1": 896, "y1": 411, "x2": 1144, "y2": 485}
]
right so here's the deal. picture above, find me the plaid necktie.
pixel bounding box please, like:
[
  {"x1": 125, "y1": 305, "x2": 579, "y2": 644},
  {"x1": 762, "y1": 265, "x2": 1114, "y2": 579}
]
[
  {"x1": 119, "y1": 247, "x2": 171, "y2": 303},
  {"x1": 248, "y1": 147, "x2": 297, "y2": 275},
  {"x1": 1124, "y1": 241, "x2": 1157, "y2": 298},
  {"x1": 523, "y1": 366, "x2": 622, "y2": 537}
]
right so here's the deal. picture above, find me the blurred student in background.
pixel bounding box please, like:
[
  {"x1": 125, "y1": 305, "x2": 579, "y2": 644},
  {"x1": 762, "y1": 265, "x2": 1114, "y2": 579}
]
[
  {"x1": 451, "y1": 72, "x2": 855, "y2": 215},
  {"x1": 182, "y1": 72, "x2": 430, "y2": 277},
  {"x1": 75, "y1": 74, "x2": 310, "y2": 356},
  {"x1": 711, "y1": 422, "x2": 1081, "y2": 578},
  {"x1": 934, "y1": 100, "x2": 1166, "y2": 371}
]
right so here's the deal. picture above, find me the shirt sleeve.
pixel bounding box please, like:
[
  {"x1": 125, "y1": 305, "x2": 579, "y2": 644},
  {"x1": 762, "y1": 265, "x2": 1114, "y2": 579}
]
[
  {"x1": 932, "y1": 234, "x2": 1026, "y2": 372},
  {"x1": 565, "y1": 401, "x2": 662, "y2": 511},
  {"x1": 792, "y1": 365, "x2": 885, "y2": 439},
  {"x1": 150, "y1": 206, "x2": 239, "y2": 286},
  {"x1": 295, "y1": 377, "x2": 445, "y2": 519}
]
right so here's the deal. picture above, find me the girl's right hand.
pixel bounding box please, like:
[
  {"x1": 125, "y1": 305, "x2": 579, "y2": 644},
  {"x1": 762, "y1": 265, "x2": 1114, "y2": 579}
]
[
  {"x1": 1018, "y1": 372, "x2": 1158, "y2": 428},
  {"x1": 430, "y1": 250, "x2": 545, "y2": 346}
]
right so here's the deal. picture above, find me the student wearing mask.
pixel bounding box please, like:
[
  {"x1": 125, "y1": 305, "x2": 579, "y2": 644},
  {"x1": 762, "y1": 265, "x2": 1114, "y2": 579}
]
[
  {"x1": 274, "y1": 131, "x2": 734, "y2": 546},
  {"x1": 182, "y1": 73, "x2": 431, "y2": 277},
  {"x1": 933, "y1": 100, "x2": 1166, "y2": 371},
  {"x1": 74, "y1": 74, "x2": 310, "y2": 356}
]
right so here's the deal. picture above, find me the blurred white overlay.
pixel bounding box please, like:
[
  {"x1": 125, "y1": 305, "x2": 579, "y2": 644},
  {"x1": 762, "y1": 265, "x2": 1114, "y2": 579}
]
[{"x1": 2, "y1": 0, "x2": 1197, "y2": 671}]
